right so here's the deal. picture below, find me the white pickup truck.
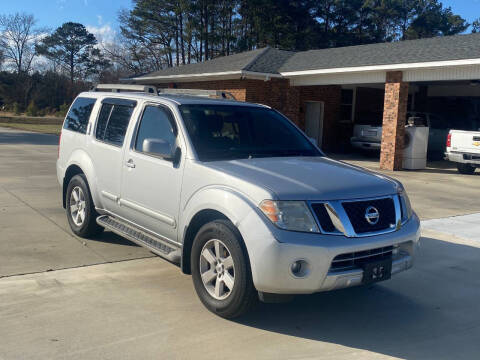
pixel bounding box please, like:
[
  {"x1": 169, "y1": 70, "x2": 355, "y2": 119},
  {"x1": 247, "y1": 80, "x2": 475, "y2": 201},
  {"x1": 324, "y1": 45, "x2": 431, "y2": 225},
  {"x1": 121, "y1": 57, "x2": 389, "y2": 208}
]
[{"x1": 445, "y1": 130, "x2": 480, "y2": 174}]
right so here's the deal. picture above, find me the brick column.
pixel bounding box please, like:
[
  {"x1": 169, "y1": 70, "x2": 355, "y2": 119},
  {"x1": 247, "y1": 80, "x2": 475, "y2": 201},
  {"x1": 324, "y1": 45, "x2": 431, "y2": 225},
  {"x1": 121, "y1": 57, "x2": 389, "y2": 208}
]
[{"x1": 380, "y1": 71, "x2": 409, "y2": 171}]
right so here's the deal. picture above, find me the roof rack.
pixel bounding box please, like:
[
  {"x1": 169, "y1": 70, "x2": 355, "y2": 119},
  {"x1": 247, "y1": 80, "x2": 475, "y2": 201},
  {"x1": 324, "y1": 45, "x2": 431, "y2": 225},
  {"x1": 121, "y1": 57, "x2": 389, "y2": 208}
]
[
  {"x1": 157, "y1": 88, "x2": 236, "y2": 100},
  {"x1": 91, "y1": 84, "x2": 158, "y2": 94},
  {"x1": 90, "y1": 83, "x2": 236, "y2": 100}
]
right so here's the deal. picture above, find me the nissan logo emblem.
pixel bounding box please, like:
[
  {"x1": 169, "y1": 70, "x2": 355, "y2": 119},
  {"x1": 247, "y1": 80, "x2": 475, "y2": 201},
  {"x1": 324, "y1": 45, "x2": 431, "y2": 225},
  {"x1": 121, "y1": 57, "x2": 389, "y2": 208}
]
[{"x1": 365, "y1": 206, "x2": 380, "y2": 225}]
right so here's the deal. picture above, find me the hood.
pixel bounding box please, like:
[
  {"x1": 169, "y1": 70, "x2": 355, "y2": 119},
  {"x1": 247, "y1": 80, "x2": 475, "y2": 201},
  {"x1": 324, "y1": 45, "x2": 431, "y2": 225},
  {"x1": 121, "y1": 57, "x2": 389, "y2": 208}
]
[{"x1": 203, "y1": 157, "x2": 398, "y2": 201}]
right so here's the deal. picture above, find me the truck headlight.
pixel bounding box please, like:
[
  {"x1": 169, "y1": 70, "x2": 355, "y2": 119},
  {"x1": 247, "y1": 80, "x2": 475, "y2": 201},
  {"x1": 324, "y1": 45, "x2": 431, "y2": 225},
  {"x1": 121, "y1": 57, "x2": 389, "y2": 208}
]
[
  {"x1": 259, "y1": 200, "x2": 319, "y2": 233},
  {"x1": 398, "y1": 188, "x2": 413, "y2": 223}
]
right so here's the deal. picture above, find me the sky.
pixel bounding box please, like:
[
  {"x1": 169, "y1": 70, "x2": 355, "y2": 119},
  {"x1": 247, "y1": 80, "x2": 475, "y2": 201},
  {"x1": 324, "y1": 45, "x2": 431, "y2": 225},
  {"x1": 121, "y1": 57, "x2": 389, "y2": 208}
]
[
  {"x1": 0, "y1": 0, "x2": 134, "y2": 42},
  {"x1": 0, "y1": 0, "x2": 479, "y2": 42}
]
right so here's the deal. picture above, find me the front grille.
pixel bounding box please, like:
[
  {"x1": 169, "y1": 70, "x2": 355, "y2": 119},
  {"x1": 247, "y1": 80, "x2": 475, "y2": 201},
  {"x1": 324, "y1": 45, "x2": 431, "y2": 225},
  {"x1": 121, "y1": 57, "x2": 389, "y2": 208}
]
[
  {"x1": 311, "y1": 203, "x2": 336, "y2": 232},
  {"x1": 342, "y1": 197, "x2": 395, "y2": 234},
  {"x1": 330, "y1": 246, "x2": 394, "y2": 272}
]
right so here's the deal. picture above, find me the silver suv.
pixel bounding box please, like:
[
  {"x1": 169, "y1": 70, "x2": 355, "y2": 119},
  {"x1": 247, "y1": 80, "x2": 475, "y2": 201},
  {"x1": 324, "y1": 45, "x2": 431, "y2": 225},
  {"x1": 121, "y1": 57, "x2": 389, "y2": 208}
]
[{"x1": 57, "y1": 85, "x2": 420, "y2": 318}]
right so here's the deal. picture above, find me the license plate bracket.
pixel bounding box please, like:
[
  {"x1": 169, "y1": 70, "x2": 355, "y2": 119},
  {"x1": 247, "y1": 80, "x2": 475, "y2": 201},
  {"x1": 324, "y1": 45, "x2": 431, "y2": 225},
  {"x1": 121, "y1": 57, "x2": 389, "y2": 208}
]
[{"x1": 362, "y1": 259, "x2": 392, "y2": 285}]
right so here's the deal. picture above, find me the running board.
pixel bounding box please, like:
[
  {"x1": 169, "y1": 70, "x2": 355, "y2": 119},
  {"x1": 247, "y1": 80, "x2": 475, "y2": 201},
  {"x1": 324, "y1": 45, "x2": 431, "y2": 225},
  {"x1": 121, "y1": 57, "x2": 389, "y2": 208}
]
[{"x1": 97, "y1": 215, "x2": 181, "y2": 264}]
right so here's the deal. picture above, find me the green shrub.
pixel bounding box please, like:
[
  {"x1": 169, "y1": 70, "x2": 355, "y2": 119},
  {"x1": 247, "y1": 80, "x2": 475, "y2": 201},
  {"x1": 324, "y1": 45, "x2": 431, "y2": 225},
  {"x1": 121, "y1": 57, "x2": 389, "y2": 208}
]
[
  {"x1": 26, "y1": 101, "x2": 39, "y2": 117},
  {"x1": 58, "y1": 103, "x2": 70, "y2": 117},
  {"x1": 13, "y1": 102, "x2": 21, "y2": 115}
]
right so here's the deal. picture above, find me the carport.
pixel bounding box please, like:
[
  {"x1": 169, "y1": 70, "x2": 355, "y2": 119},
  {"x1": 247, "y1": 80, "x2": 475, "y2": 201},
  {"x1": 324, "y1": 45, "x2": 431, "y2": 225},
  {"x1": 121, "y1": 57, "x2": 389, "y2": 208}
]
[
  {"x1": 282, "y1": 34, "x2": 480, "y2": 170},
  {"x1": 130, "y1": 33, "x2": 480, "y2": 171}
]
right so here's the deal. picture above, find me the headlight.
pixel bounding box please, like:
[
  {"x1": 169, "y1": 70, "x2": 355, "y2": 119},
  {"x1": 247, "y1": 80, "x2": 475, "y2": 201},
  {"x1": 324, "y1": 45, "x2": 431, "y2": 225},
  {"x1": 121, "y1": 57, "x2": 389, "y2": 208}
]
[
  {"x1": 398, "y1": 188, "x2": 412, "y2": 223},
  {"x1": 259, "y1": 200, "x2": 319, "y2": 232}
]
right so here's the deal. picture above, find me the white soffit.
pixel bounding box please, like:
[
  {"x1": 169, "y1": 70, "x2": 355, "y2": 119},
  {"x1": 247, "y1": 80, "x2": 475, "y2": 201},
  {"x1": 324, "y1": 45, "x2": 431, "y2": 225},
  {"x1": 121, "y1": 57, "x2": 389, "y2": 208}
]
[
  {"x1": 403, "y1": 64, "x2": 480, "y2": 82},
  {"x1": 131, "y1": 70, "x2": 282, "y2": 83},
  {"x1": 289, "y1": 64, "x2": 480, "y2": 86}
]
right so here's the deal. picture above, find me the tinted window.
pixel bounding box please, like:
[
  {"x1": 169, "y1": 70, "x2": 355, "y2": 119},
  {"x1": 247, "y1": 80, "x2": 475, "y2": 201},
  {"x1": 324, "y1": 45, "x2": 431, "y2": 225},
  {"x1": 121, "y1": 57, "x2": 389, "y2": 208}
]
[
  {"x1": 95, "y1": 103, "x2": 113, "y2": 140},
  {"x1": 64, "y1": 97, "x2": 96, "y2": 133},
  {"x1": 95, "y1": 103, "x2": 134, "y2": 146},
  {"x1": 356, "y1": 111, "x2": 383, "y2": 126},
  {"x1": 135, "y1": 106, "x2": 176, "y2": 152},
  {"x1": 104, "y1": 106, "x2": 134, "y2": 146},
  {"x1": 179, "y1": 105, "x2": 321, "y2": 161}
]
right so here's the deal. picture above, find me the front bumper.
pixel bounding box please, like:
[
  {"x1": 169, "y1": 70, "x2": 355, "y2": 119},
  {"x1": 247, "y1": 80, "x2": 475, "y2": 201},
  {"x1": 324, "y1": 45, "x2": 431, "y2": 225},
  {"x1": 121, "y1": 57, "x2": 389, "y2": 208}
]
[
  {"x1": 321, "y1": 252, "x2": 412, "y2": 291},
  {"x1": 239, "y1": 211, "x2": 421, "y2": 295}
]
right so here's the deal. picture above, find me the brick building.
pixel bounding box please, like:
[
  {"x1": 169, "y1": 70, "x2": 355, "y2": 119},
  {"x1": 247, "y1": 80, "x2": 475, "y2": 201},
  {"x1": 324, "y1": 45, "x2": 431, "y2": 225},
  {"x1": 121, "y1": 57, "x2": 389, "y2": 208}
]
[{"x1": 130, "y1": 34, "x2": 480, "y2": 170}]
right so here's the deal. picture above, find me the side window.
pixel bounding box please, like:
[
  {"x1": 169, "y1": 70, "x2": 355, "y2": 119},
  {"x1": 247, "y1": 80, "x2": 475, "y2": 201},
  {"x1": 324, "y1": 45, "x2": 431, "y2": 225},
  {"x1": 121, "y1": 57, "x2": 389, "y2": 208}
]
[
  {"x1": 104, "y1": 105, "x2": 134, "y2": 146},
  {"x1": 95, "y1": 103, "x2": 113, "y2": 140},
  {"x1": 135, "y1": 106, "x2": 176, "y2": 153},
  {"x1": 95, "y1": 100, "x2": 135, "y2": 147},
  {"x1": 64, "y1": 97, "x2": 96, "y2": 134}
]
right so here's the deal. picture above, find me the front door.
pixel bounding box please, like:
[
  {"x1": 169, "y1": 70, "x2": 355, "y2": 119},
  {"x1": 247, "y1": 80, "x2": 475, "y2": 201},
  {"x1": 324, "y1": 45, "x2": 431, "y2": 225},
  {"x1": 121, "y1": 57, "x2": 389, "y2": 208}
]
[
  {"x1": 305, "y1": 101, "x2": 325, "y2": 148},
  {"x1": 119, "y1": 104, "x2": 184, "y2": 243}
]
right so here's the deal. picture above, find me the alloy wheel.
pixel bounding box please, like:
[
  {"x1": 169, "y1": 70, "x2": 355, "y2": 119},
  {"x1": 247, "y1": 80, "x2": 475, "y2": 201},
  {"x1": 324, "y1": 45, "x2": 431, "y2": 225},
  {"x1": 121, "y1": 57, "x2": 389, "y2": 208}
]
[
  {"x1": 70, "y1": 186, "x2": 86, "y2": 227},
  {"x1": 199, "y1": 239, "x2": 235, "y2": 300}
]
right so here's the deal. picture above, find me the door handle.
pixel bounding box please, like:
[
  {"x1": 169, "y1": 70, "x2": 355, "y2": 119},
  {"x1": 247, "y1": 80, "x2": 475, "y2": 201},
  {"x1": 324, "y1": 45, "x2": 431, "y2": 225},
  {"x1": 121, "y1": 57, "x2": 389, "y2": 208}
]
[{"x1": 125, "y1": 159, "x2": 136, "y2": 168}]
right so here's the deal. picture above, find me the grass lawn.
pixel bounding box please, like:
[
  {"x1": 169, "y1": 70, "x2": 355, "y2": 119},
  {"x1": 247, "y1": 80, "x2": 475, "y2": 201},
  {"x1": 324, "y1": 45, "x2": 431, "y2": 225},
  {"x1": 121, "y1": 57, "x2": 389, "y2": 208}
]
[
  {"x1": 0, "y1": 114, "x2": 63, "y2": 135},
  {"x1": 0, "y1": 122, "x2": 62, "y2": 135}
]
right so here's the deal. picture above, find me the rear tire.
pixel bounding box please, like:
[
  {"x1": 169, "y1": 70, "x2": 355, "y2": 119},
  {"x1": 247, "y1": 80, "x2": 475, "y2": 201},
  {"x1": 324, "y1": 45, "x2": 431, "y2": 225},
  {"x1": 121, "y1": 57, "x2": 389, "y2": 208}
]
[
  {"x1": 457, "y1": 163, "x2": 476, "y2": 175},
  {"x1": 66, "y1": 174, "x2": 104, "y2": 238},
  {"x1": 191, "y1": 220, "x2": 257, "y2": 319}
]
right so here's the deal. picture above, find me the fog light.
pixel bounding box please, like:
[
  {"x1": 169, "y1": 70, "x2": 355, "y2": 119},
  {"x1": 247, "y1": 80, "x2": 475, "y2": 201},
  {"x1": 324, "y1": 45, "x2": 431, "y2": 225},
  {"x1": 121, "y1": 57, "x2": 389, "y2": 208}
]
[{"x1": 290, "y1": 259, "x2": 310, "y2": 278}]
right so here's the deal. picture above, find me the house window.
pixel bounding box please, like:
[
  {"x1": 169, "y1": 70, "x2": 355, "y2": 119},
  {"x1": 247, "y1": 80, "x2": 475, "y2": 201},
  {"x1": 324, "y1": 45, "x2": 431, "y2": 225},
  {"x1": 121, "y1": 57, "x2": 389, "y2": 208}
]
[{"x1": 340, "y1": 89, "x2": 354, "y2": 123}]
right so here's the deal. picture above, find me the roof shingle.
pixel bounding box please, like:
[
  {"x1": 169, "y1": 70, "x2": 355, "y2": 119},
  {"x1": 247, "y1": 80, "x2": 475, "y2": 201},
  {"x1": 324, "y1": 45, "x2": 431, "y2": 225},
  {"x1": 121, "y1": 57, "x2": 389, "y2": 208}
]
[
  {"x1": 134, "y1": 33, "x2": 480, "y2": 80},
  {"x1": 280, "y1": 33, "x2": 480, "y2": 72}
]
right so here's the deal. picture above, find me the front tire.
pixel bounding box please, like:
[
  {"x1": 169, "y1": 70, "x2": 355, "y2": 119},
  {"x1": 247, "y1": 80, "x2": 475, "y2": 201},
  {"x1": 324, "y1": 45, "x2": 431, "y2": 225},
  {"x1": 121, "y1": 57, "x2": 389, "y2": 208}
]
[
  {"x1": 457, "y1": 163, "x2": 476, "y2": 175},
  {"x1": 191, "y1": 220, "x2": 257, "y2": 318},
  {"x1": 66, "y1": 174, "x2": 103, "y2": 238}
]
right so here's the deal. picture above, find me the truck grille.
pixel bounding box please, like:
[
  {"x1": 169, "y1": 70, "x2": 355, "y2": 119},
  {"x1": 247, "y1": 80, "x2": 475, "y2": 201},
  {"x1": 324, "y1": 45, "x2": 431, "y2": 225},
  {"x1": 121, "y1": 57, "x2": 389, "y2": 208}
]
[
  {"x1": 342, "y1": 198, "x2": 396, "y2": 234},
  {"x1": 311, "y1": 203, "x2": 336, "y2": 233},
  {"x1": 330, "y1": 246, "x2": 394, "y2": 272}
]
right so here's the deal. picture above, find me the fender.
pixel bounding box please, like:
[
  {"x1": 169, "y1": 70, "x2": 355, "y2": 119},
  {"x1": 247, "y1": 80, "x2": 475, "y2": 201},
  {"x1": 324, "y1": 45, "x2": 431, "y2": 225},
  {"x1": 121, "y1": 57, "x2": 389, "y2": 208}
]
[
  {"x1": 180, "y1": 185, "x2": 259, "y2": 241},
  {"x1": 179, "y1": 185, "x2": 275, "y2": 283},
  {"x1": 64, "y1": 149, "x2": 103, "y2": 209}
]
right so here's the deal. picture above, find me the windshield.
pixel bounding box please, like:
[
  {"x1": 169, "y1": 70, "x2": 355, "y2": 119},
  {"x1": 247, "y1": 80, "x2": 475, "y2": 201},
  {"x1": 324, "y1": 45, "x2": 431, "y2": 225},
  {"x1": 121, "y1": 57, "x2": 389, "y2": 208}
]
[{"x1": 179, "y1": 104, "x2": 322, "y2": 161}]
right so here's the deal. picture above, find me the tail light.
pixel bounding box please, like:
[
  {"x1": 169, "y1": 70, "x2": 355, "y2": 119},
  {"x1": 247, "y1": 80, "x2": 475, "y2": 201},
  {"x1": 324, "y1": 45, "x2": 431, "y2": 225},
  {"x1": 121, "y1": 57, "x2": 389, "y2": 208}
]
[
  {"x1": 58, "y1": 130, "x2": 62, "y2": 159},
  {"x1": 446, "y1": 133, "x2": 451, "y2": 148}
]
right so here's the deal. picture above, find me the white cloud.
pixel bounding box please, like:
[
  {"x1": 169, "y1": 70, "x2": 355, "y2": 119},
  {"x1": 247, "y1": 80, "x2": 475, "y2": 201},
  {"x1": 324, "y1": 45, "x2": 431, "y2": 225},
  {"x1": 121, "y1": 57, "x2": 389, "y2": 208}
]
[
  {"x1": 97, "y1": 15, "x2": 103, "y2": 25},
  {"x1": 57, "y1": 0, "x2": 66, "y2": 10},
  {"x1": 86, "y1": 24, "x2": 116, "y2": 44}
]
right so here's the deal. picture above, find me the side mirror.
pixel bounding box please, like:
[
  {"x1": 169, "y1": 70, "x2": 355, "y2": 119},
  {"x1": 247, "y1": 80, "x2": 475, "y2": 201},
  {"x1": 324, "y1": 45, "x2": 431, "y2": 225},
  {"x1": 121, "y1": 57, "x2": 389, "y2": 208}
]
[{"x1": 142, "y1": 138, "x2": 175, "y2": 160}]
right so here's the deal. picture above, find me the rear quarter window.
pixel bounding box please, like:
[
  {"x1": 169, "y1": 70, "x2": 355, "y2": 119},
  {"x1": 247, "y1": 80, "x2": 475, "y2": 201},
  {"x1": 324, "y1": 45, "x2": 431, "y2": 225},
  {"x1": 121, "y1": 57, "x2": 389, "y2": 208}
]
[
  {"x1": 95, "y1": 99, "x2": 136, "y2": 147},
  {"x1": 63, "y1": 97, "x2": 96, "y2": 134}
]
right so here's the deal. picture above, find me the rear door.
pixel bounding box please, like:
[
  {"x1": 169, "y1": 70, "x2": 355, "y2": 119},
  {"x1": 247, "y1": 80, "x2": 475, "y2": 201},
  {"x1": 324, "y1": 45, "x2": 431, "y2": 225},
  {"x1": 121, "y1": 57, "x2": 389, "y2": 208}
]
[
  {"x1": 89, "y1": 97, "x2": 137, "y2": 214},
  {"x1": 119, "y1": 103, "x2": 185, "y2": 242}
]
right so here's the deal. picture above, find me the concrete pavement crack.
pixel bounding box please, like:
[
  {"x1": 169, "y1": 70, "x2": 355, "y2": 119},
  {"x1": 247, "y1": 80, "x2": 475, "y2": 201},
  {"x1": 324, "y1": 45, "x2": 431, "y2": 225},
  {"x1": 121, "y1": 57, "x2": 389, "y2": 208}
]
[{"x1": 0, "y1": 255, "x2": 157, "y2": 279}]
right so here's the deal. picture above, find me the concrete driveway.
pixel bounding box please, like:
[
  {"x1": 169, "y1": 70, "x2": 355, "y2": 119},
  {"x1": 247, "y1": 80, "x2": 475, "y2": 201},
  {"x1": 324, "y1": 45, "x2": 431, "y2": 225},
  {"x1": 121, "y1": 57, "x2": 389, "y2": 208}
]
[{"x1": 1, "y1": 127, "x2": 480, "y2": 360}]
